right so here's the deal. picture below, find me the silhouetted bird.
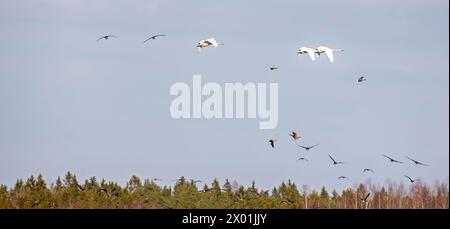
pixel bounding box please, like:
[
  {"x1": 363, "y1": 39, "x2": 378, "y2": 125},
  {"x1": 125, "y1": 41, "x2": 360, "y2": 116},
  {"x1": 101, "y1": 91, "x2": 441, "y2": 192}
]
[
  {"x1": 406, "y1": 156, "x2": 429, "y2": 166},
  {"x1": 199, "y1": 188, "x2": 225, "y2": 193},
  {"x1": 361, "y1": 193, "x2": 370, "y2": 202},
  {"x1": 97, "y1": 35, "x2": 117, "y2": 41},
  {"x1": 270, "y1": 67, "x2": 278, "y2": 71},
  {"x1": 143, "y1": 34, "x2": 166, "y2": 43},
  {"x1": 296, "y1": 143, "x2": 318, "y2": 151},
  {"x1": 297, "y1": 157, "x2": 309, "y2": 162},
  {"x1": 77, "y1": 184, "x2": 85, "y2": 191},
  {"x1": 357, "y1": 76, "x2": 367, "y2": 82},
  {"x1": 338, "y1": 176, "x2": 348, "y2": 180},
  {"x1": 404, "y1": 175, "x2": 420, "y2": 183},
  {"x1": 290, "y1": 132, "x2": 300, "y2": 141},
  {"x1": 268, "y1": 139, "x2": 277, "y2": 148},
  {"x1": 329, "y1": 154, "x2": 344, "y2": 165},
  {"x1": 284, "y1": 199, "x2": 295, "y2": 205},
  {"x1": 98, "y1": 188, "x2": 110, "y2": 197},
  {"x1": 363, "y1": 168, "x2": 374, "y2": 173},
  {"x1": 190, "y1": 179, "x2": 202, "y2": 184},
  {"x1": 152, "y1": 178, "x2": 163, "y2": 182},
  {"x1": 382, "y1": 154, "x2": 403, "y2": 163}
]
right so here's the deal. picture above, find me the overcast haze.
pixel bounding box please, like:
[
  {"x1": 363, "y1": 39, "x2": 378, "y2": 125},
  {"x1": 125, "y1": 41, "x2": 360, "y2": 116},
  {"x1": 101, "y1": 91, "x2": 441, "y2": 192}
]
[{"x1": 0, "y1": 0, "x2": 448, "y2": 191}]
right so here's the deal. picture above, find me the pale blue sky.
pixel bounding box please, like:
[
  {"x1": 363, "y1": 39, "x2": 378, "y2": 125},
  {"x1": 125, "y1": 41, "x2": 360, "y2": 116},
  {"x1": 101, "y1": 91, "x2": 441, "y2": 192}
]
[{"x1": 0, "y1": 0, "x2": 448, "y2": 191}]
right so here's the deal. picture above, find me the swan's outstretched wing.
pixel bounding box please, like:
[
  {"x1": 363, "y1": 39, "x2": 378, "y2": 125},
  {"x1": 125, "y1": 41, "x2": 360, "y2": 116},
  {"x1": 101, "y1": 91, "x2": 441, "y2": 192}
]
[
  {"x1": 298, "y1": 47, "x2": 316, "y2": 61},
  {"x1": 324, "y1": 48, "x2": 334, "y2": 62},
  {"x1": 206, "y1": 38, "x2": 219, "y2": 47},
  {"x1": 306, "y1": 48, "x2": 316, "y2": 61}
]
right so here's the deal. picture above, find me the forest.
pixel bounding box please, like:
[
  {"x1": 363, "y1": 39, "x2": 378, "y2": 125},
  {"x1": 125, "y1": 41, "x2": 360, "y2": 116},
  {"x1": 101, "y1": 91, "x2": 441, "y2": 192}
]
[{"x1": 0, "y1": 172, "x2": 448, "y2": 209}]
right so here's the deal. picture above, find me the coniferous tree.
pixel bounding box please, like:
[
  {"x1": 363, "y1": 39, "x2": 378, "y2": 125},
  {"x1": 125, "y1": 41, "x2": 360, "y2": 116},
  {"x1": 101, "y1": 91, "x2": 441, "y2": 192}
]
[
  {"x1": 319, "y1": 186, "x2": 330, "y2": 208},
  {"x1": 0, "y1": 173, "x2": 447, "y2": 209},
  {"x1": 0, "y1": 184, "x2": 12, "y2": 208}
]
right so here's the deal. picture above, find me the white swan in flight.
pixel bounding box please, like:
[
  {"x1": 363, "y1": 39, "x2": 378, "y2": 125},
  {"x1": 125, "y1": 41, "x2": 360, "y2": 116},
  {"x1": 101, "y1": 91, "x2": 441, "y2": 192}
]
[
  {"x1": 297, "y1": 46, "x2": 316, "y2": 61},
  {"x1": 315, "y1": 46, "x2": 343, "y2": 62},
  {"x1": 197, "y1": 38, "x2": 224, "y2": 52}
]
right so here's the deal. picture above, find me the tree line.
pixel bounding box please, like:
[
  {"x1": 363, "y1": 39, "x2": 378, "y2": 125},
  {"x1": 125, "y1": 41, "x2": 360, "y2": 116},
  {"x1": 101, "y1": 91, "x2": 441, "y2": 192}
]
[{"x1": 0, "y1": 172, "x2": 448, "y2": 209}]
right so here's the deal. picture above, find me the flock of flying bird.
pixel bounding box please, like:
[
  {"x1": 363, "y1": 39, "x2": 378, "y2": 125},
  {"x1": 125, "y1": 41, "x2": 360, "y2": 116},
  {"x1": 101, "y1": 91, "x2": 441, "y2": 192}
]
[
  {"x1": 268, "y1": 130, "x2": 430, "y2": 202},
  {"x1": 268, "y1": 131, "x2": 429, "y2": 184},
  {"x1": 264, "y1": 38, "x2": 428, "y2": 202},
  {"x1": 297, "y1": 46, "x2": 344, "y2": 62},
  {"x1": 97, "y1": 34, "x2": 224, "y2": 52},
  {"x1": 95, "y1": 33, "x2": 430, "y2": 201}
]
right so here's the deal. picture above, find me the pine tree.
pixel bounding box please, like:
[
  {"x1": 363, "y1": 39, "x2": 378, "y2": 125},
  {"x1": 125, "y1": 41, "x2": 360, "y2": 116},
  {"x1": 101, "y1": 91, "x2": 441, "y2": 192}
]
[
  {"x1": 330, "y1": 189, "x2": 340, "y2": 208},
  {"x1": 0, "y1": 184, "x2": 12, "y2": 208},
  {"x1": 319, "y1": 186, "x2": 330, "y2": 208}
]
